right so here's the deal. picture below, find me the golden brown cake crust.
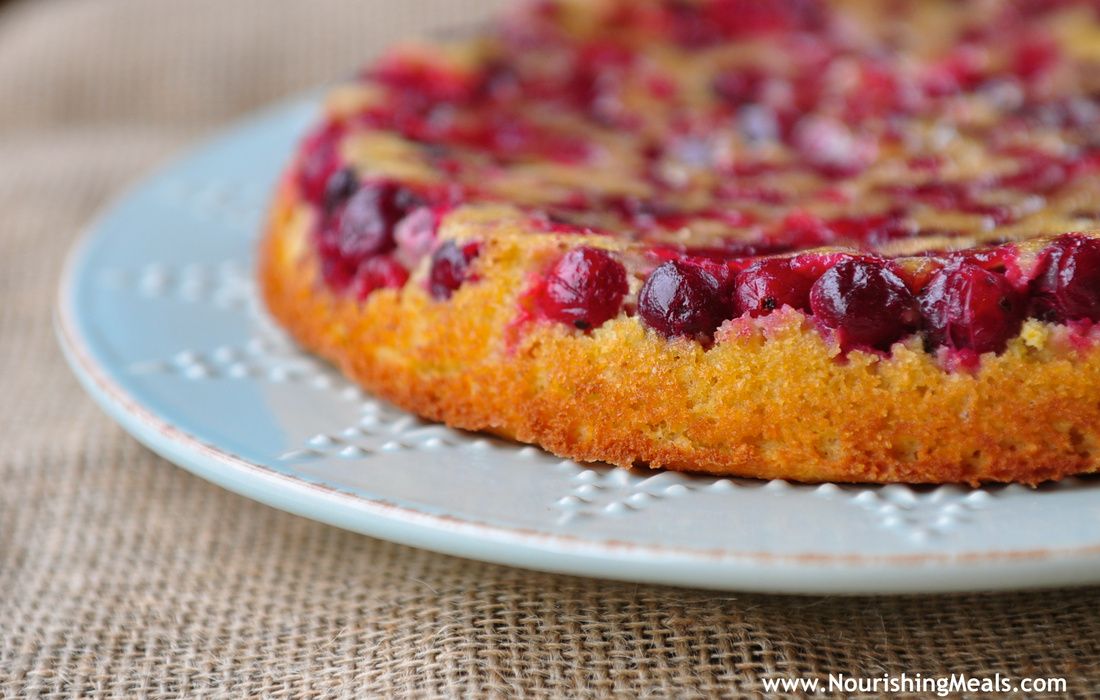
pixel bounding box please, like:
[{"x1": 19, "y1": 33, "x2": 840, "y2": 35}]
[{"x1": 261, "y1": 179, "x2": 1100, "y2": 485}]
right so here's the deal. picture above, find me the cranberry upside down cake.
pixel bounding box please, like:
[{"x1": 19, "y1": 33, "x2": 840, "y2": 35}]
[{"x1": 261, "y1": 0, "x2": 1100, "y2": 484}]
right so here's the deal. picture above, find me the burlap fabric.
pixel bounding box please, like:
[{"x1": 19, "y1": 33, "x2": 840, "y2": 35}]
[{"x1": 2, "y1": 0, "x2": 1099, "y2": 696}]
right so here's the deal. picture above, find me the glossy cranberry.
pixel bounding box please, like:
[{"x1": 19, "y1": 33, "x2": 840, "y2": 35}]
[
  {"x1": 1030, "y1": 234, "x2": 1100, "y2": 322},
  {"x1": 296, "y1": 121, "x2": 345, "y2": 204},
  {"x1": 734, "y1": 259, "x2": 814, "y2": 317},
  {"x1": 639, "y1": 260, "x2": 730, "y2": 338},
  {"x1": 428, "y1": 240, "x2": 481, "y2": 300},
  {"x1": 809, "y1": 258, "x2": 919, "y2": 351},
  {"x1": 919, "y1": 264, "x2": 1024, "y2": 354},
  {"x1": 536, "y1": 247, "x2": 628, "y2": 330},
  {"x1": 335, "y1": 182, "x2": 423, "y2": 260},
  {"x1": 350, "y1": 256, "x2": 409, "y2": 300}
]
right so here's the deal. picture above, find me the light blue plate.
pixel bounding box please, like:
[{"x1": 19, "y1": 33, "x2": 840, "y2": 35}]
[{"x1": 56, "y1": 97, "x2": 1100, "y2": 594}]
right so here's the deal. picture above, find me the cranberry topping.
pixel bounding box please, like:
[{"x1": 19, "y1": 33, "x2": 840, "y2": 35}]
[
  {"x1": 665, "y1": 0, "x2": 824, "y2": 46},
  {"x1": 350, "y1": 256, "x2": 410, "y2": 301},
  {"x1": 369, "y1": 53, "x2": 480, "y2": 103},
  {"x1": 394, "y1": 206, "x2": 443, "y2": 267},
  {"x1": 297, "y1": 121, "x2": 345, "y2": 204},
  {"x1": 337, "y1": 183, "x2": 421, "y2": 257},
  {"x1": 428, "y1": 240, "x2": 482, "y2": 300},
  {"x1": 316, "y1": 180, "x2": 425, "y2": 290},
  {"x1": 919, "y1": 264, "x2": 1024, "y2": 354},
  {"x1": 792, "y1": 115, "x2": 877, "y2": 177},
  {"x1": 1030, "y1": 234, "x2": 1100, "y2": 322},
  {"x1": 809, "y1": 258, "x2": 919, "y2": 351},
  {"x1": 734, "y1": 258, "x2": 814, "y2": 317},
  {"x1": 536, "y1": 247, "x2": 628, "y2": 330},
  {"x1": 639, "y1": 260, "x2": 730, "y2": 338},
  {"x1": 323, "y1": 167, "x2": 359, "y2": 211}
]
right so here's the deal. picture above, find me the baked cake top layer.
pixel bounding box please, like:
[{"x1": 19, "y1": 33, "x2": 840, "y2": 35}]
[
  {"x1": 287, "y1": 0, "x2": 1100, "y2": 362},
  {"x1": 319, "y1": 0, "x2": 1100, "y2": 256}
]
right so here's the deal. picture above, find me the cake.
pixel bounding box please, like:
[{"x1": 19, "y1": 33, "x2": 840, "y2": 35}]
[{"x1": 260, "y1": 0, "x2": 1100, "y2": 484}]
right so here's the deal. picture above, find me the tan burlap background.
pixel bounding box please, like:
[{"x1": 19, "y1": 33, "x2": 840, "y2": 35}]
[{"x1": 2, "y1": 0, "x2": 1100, "y2": 696}]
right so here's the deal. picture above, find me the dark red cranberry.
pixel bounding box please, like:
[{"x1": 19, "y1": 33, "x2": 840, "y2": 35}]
[
  {"x1": 772, "y1": 210, "x2": 835, "y2": 248},
  {"x1": 809, "y1": 258, "x2": 919, "y2": 351},
  {"x1": 296, "y1": 121, "x2": 345, "y2": 204},
  {"x1": 638, "y1": 260, "x2": 730, "y2": 338},
  {"x1": 394, "y1": 206, "x2": 442, "y2": 266},
  {"x1": 919, "y1": 264, "x2": 1024, "y2": 354},
  {"x1": 428, "y1": 240, "x2": 481, "y2": 300},
  {"x1": 536, "y1": 247, "x2": 628, "y2": 330},
  {"x1": 1030, "y1": 234, "x2": 1100, "y2": 322},
  {"x1": 350, "y1": 256, "x2": 409, "y2": 301},
  {"x1": 712, "y1": 67, "x2": 765, "y2": 105},
  {"x1": 336, "y1": 182, "x2": 423, "y2": 261},
  {"x1": 323, "y1": 167, "x2": 359, "y2": 211},
  {"x1": 734, "y1": 259, "x2": 814, "y2": 317},
  {"x1": 1012, "y1": 34, "x2": 1060, "y2": 82}
]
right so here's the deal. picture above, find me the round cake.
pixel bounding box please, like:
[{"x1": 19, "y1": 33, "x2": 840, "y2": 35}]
[{"x1": 261, "y1": 0, "x2": 1100, "y2": 484}]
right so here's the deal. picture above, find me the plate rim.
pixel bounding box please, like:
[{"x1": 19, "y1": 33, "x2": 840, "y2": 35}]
[{"x1": 53, "y1": 99, "x2": 1100, "y2": 594}]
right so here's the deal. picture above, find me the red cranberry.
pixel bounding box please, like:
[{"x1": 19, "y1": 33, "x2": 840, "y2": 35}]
[
  {"x1": 428, "y1": 240, "x2": 481, "y2": 300},
  {"x1": 350, "y1": 256, "x2": 409, "y2": 301},
  {"x1": 919, "y1": 264, "x2": 1024, "y2": 354},
  {"x1": 772, "y1": 210, "x2": 835, "y2": 248},
  {"x1": 639, "y1": 260, "x2": 730, "y2": 338},
  {"x1": 1030, "y1": 234, "x2": 1100, "y2": 322},
  {"x1": 296, "y1": 121, "x2": 345, "y2": 204},
  {"x1": 335, "y1": 182, "x2": 423, "y2": 261},
  {"x1": 536, "y1": 247, "x2": 628, "y2": 330},
  {"x1": 1012, "y1": 34, "x2": 1060, "y2": 82},
  {"x1": 734, "y1": 259, "x2": 814, "y2": 317},
  {"x1": 809, "y1": 258, "x2": 919, "y2": 351}
]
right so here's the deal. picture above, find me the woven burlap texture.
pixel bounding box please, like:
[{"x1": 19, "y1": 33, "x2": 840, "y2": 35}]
[{"x1": 1, "y1": 0, "x2": 1099, "y2": 696}]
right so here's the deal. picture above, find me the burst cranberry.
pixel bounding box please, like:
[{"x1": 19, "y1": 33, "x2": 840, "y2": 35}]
[
  {"x1": 428, "y1": 240, "x2": 481, "y2": 300},
  {"x1": 296, "y1": 121, "x2": 345, "y2": 203},
  {"x1": 734, "y1": 259, "x2": 814, "y2": 317},
  {"x1": 919, "y1": 264, "x2": 1024, "y2": 354},
  {"x1": 350, "y1": 256, "x2": 409, "y2": 300},
  {"x1": 1030, "y1": 234, "x2": 1100, "y2": 322},
  {"x1": 536, "y1": 248, "x2": 628, "y2": 330},
  {"x1": 809, "y1": 258, "x2": 919, "y2": 351},
  {"x1": 639, "y1": 260, "x2": 730, "y2": 338},
  {"x1": 394, "y1": 206, "x2": 442, "y2": 267},
  {"x1": 793, "y1": 115, "x2": 877, "y2": 177}
]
